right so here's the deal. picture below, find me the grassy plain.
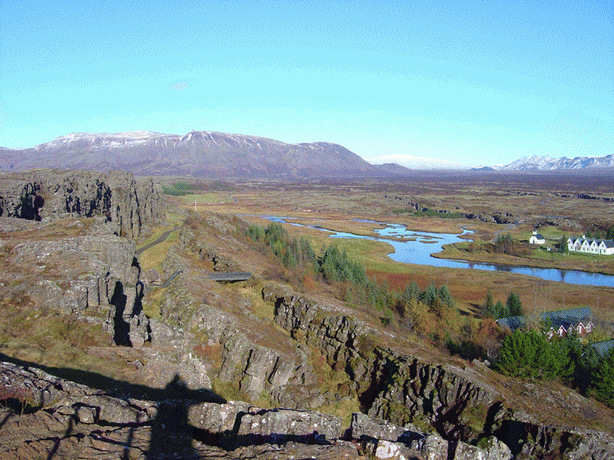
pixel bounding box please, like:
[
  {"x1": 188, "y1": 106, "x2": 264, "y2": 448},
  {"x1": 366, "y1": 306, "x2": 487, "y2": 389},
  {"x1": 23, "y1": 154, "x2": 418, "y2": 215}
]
[{"x1": 164, "y1": 170, "x2": 614, "y2": 325}]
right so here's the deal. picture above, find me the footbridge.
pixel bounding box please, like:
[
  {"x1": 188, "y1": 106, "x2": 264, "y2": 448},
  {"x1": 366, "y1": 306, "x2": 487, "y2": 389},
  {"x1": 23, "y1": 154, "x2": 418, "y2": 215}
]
[{"x1": 207, "y1": 272, "x2": 252, "y2": 282}]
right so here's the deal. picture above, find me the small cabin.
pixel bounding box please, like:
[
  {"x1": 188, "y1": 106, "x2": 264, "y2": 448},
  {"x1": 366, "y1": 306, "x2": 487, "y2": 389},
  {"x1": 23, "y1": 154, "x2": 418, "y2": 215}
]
[{"x1": 529, "y1": 230, "x2": 545, "y2": 245}]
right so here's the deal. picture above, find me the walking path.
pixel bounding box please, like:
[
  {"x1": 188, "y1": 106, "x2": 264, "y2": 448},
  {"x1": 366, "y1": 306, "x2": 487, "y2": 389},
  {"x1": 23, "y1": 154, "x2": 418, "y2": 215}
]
[{"x1": 136, "y1": 229, "x2": 175, "y2": 255}]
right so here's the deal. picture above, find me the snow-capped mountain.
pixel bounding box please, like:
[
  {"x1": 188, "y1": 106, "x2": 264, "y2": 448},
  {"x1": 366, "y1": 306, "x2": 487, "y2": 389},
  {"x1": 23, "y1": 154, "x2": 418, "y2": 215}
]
[
  {"x1": 367, "y1": 153, "x2": 468, "y2": 170},
  {"x1": 0, "y1": 131, "x2": 384, "y2": 179},
  {"x1": 495, "y1": 154, "x2": 614, "y2": 171}
]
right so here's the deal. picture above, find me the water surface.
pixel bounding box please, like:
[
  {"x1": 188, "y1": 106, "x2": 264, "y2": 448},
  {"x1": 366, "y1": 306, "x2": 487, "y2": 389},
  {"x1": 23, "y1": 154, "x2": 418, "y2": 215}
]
[{"x1": 265, "y1": 216, "x2": 614, "y2": 288}]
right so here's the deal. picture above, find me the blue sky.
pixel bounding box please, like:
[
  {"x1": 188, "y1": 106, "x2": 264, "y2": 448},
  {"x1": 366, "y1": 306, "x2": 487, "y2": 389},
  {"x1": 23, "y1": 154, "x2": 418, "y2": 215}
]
[{"x1": 1, "y1": 0, "x2": 612, "y2": 166}]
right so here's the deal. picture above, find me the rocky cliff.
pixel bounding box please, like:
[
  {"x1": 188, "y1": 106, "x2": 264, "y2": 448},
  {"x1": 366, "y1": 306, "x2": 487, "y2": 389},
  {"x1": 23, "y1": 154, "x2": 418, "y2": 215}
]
[
  {"x1": 130, "y1": 255, "x2": 614, "y2": 458},
  {"x1": 0, "y1": 169, "x2": 164, "y2": 238},
  {"x1": 262, "y1": 285, "x2": 614, "y2": 458},
  {"x1": 0, "y1": 222, "x2": 150, "y2": 351},
  {"x1": 0, "y1": 360, "x2": 517, "y2": 459}
]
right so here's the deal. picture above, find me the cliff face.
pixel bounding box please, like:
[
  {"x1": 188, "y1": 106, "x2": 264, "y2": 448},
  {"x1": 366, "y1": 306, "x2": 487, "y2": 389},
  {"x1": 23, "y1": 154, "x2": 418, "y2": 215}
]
[
  {"x1": 0, "y1": 169, "x2": 164, "y2": 356},
  {"x1": 0, "y1": 360, "x2": 516, "y2": 459},
  {"x1": 0, "y1": 170, "x2": 164, "y2": 238},
  {"x1": 1, "y1": 227, "x2": 150, "y2": 350},
  {"x1": 261, "y1": 286, "x2": 614, "y2": 458}
]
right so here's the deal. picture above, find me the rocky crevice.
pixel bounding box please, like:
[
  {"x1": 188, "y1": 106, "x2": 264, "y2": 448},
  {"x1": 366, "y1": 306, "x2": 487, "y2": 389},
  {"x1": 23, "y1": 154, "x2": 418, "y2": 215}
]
[
  {"x1": 0, "y1": 170, "x2": 164, "y2": 238},
  {"x1": 0, "y1": 360, "x2": 518, "y2": 459},
  {"x1": 261, "y1": 283, "x2": 614, "y2": 458}
]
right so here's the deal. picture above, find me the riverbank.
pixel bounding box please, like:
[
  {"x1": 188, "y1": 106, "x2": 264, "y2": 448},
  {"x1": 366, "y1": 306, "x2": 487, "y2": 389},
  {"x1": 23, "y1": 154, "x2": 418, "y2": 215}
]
[{"x1": 437, "y1": 241, "x2": 614, "y2": 276}]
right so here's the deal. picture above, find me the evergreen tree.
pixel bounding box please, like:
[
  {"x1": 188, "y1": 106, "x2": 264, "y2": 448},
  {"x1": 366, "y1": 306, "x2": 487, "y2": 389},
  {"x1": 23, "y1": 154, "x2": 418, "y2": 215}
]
[
  {"x1": 496, "y1": 330, "x2": 570, "y2": 380},
  {"x1": 438, "y1": 285, "x2": 454, "y2": 309},
  {"x1": 560, "y1": 334, "x2": 597, "y2": 391},
  {"x1": 492, "y1": 300, "x2": 508, "y2": 320},
  {"x1": 366, "y1": 281, "x2": 379, "y2": 309},
  {"x1": 402, "y1": 282, "x2": 420, "y2": 307},
  {"x1": 483, "y1": 290, "x2": 494, "y2": 317},
  {"x1": 265, "y1": 222, "x2": 286, "y2": 244},
  {"x1": 559, "y1": 235, "x2": 569, "y2": 253},
  {"x1": 506, "y1": 292, "x2": 523, "y2": 317},
  {"x1": 299, "y1": 237, "x2": 316, "y2": 266},
  {"x1": 592, "y1": 348, "x2": 614, "y2": 407},
  {"x1": 247, "y1": 224, "x2": 264, "y2": 241},
  {"x1": 421, "y1": 283, "x2": 438, "y2": 308}
]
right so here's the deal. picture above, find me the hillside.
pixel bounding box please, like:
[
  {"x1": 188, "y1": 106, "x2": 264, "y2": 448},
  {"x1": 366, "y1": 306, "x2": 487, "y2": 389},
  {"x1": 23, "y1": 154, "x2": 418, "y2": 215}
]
[
  {"x1": 0, "y1": 131, "x2": 383, "y2": 179},
  {"x1": 2, "y1": 170, "x2": 614, "y2": 458}
]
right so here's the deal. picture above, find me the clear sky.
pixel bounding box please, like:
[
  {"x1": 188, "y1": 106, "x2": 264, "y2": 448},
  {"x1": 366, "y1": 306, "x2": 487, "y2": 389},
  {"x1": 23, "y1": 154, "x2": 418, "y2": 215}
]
[{"x1": 1, "y1": 0, "x2": 612, "y2": 166}]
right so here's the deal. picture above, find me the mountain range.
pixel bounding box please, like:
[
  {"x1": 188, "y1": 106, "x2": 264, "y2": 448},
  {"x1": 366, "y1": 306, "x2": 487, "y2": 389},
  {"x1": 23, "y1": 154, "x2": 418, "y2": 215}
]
[
  {"x1": 1, "y1": 131, "x2": 612, "y2": 177},
  {"x1": 492, "y1": 154, "x2": 614, "y2": 171},
  {"x1": 0, "y1": 131, "x2": 384, "y2": 179}
]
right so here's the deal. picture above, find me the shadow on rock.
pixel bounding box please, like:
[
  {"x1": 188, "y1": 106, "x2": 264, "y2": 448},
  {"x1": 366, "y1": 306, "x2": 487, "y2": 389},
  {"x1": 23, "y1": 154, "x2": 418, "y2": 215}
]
[{"x1": 146, "y1": 375, "x2": 200, "y2": 460}]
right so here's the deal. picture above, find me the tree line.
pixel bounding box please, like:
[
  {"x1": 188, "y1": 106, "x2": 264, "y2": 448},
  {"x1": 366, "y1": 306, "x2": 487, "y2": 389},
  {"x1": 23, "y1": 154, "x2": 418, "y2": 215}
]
[{"x1": 247, "y1": 222, "x2": 458, "y2": 328}]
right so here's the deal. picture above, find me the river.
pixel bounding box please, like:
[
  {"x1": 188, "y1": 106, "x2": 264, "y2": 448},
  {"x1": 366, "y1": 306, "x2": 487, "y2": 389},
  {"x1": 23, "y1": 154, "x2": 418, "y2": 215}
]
[{"x1": 266, "y1": 216, "x2": 614, "y2": 288}]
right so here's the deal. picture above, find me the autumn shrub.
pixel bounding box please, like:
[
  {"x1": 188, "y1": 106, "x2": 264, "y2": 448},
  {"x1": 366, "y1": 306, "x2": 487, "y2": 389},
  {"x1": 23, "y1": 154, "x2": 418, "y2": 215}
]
[
  {"x1": 0, "y1": 384, "x2": 36, "y2": 414},
  {"x1": 487, "y1": 233, "x2": 530, "y2": 257}
]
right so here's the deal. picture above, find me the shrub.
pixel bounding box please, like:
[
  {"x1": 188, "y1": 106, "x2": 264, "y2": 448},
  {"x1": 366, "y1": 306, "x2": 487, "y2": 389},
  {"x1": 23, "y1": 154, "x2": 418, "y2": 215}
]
[{"x1": 0, "y1": 385, "x2": 36, "y2": 414}]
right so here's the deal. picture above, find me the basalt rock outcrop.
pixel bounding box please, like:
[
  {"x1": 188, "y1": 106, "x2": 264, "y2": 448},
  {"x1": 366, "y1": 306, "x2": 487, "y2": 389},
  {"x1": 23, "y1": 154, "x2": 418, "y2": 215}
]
[
  {"x1": 0, "y1": 360, "x2": 519, "y2": 460},
  {"x1": 0, "y1": 169, "x2": 164, "y2": 238},
  {"x1": 260, "y1": 284, "x2": 614, "y2": 459},
  {"x1": 0, "y1": 218, "x2": 150, "y2": 350},
  {"x1": 2, "y1": 172, "x2": 614, "y2": 458},
  {"x1": 138, "y1": 271, "x2": 614, "y2": 457}
]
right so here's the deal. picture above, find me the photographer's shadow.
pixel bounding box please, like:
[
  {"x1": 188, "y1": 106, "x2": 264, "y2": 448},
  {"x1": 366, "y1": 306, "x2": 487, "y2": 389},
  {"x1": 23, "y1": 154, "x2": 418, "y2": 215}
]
[{"x1": 145, "y1": 375, "x2": 206, "y2": 460}]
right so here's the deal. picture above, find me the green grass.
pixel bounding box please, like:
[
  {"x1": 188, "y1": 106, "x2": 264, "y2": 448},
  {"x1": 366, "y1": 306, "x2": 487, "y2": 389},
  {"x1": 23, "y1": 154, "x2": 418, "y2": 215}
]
[
  {"x1": 162, "y1": 181, "x2": 198, "y2": 196},
  {"x1": 182, "y1": 193, "x2": 230, "y2": 205},
  {"x1": 143, "y1": 287, "x2": 167, "y2": 319},
  {"x1": 317, "y1": 397, "x2": 361, "y2": 429},
  {"x1": 324, "y1": 237, "x2": 395, "y2": 270},
  {"x1": 238, "y1": 284, "x2": 275, "y2": 322},
  {"x1": 138, "y1": 231, "x2": 179, "y2": 272}
]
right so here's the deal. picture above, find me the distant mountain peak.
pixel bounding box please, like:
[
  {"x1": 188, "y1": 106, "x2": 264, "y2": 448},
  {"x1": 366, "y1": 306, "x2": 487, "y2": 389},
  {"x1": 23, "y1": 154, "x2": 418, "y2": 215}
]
[{"x1": 495, "y1": 154, "x2": 614, "y2": 171}]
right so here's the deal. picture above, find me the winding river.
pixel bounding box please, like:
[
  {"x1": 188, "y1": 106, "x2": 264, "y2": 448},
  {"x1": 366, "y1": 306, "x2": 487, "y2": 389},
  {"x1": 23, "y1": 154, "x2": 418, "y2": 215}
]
[{"x1": 267, "y1": 217, "x2": 614, "y2": 288}]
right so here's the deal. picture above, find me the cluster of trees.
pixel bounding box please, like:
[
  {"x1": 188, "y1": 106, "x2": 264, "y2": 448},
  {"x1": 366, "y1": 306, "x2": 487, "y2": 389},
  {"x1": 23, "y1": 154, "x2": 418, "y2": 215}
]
[
  {"x1": 584, "y1": 226, "x2": 614, "y2": 240},
  {"x1": 247, "y1": 222, "x2": 458, "y2": 329},
  {"x1": 247, "y1": 222, "x2": 316, "y2": 269},
  {"x1": 400, "y1": 282, "x2": 454, "y2": 313},
  {"x1": 489, "y1": 233, "x2": 529, "y2": 256},
  {"x1": 496, "y1": 330, "x2": 614, "y2": 408},
  {"x1": 320, "y1": 245, "x2": 367, "y2": 285},
  {"x1": 482, "y1": 291, "x2": 524, "y2": 319}
]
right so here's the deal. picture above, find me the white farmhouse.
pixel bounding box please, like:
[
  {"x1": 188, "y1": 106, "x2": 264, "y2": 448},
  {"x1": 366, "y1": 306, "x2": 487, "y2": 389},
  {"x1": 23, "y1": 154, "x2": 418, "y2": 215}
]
[
  {"x1": 567, "y1": 235, "x2": 614, "y2": 255},
  {"x1": 599, "y1": 240, "x2": 614, "y2": 255}
]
